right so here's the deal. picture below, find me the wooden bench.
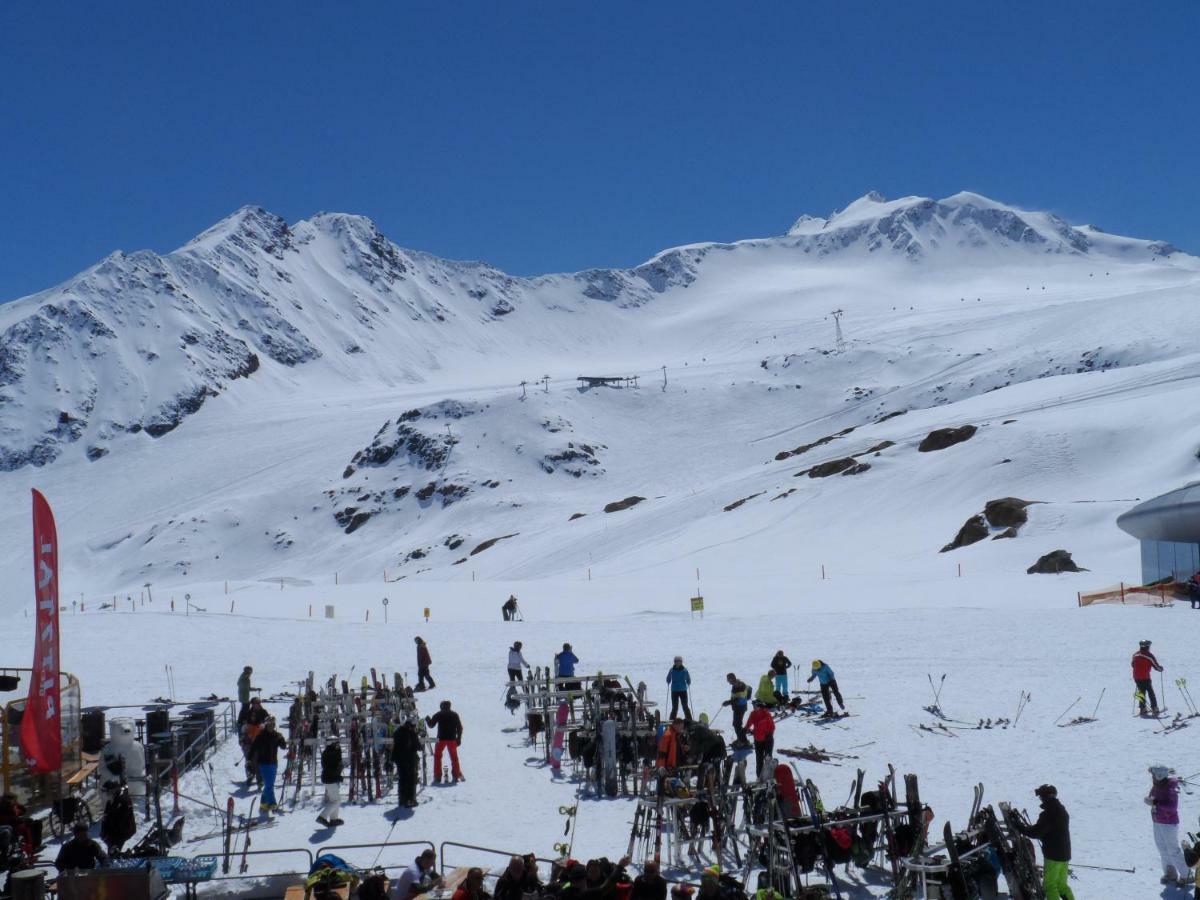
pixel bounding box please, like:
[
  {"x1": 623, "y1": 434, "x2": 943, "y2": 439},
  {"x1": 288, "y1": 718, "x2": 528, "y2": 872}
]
[
  {"x1": 65, "y1": 759, "x2": 99, "y2": 786},
  {"x1": 284, "y1": 886, "x2": 350, "y2": 900}
]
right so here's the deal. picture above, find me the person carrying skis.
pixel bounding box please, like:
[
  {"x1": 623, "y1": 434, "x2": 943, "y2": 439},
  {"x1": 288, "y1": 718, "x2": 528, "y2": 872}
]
[
  {"x1": 1015, "y1": 784, "x2": 1074, "y2": 900},
  {"x1": 316, "y1": 739, "x2": 343, "y2": 827},
  {"x1": 425, "y1": 700, "x2": 464, "y2": 783},
  {"x1": 508, "y1": 641, "x2": 531, "y2": 682},
  {"x1": 770, "y1": 651, "x2": 792, "y2": 698},
  {"x1": 745, "y1": 700, "x2": 776, "y2": 779},
  {"x1": 1147, "y1": 765, "x2": 1190, "y2": 885},
  {"x1": 415, "y1": 637, "x2": 436, "y2": 690},
  {"x1": 1132, "y1": 639, "x2": 1163, "y2": 715},
  {"x1": 248, "y1": 717, "x2": 288, "y2": 813},
  {"x1": 392, "y1": 718, "x2": 422, "y2": 807},
  {"x1": 666, "y1": 656, "x2": 692, "y2": 723},
  {"x1": 807, "y1": 660, "x2": 845, "y2": 717},
  {"x1": 502, "y1": 595, "x2": 520, "y2": 621},
  {"x1": 722, "y1": 673, "x2": 751, "y2": 744},
  {"x1": 755, "y1": 671, "x2": 781, "y2": 707}
]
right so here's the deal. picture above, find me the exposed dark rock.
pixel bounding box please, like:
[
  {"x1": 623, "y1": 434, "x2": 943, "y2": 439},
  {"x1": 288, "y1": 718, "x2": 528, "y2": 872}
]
[
  {"x1": 984, "y1": 497, "x2": 1033, "y2": 529},
  {"x1": 771, "y1": 489, "x2": 797, "y2": 501},
  {"x1": 992, "y1": 527, "x2": 1018, "y2": 540},
  {"x1": 875, "y1": 410, "x2": 907, "y2": 423},
  {"x1": 940, "y1": 514, "x2": 989, "y2": 552},
  {"x1": 470, "y1": 533, "x2": 519, "y2": 556},
  {"x1": 415, "y1": 482, "x2": 437, "y2": 502},
  {"x1": 1027, "y1": 550, "x2": 1085, "y2": 574},
  {"x1": 437, "y1": 483, "x2": 469, "y2": 506},
  {"x1": 918, "y1": 425, "x2": 977, "y2": 452},
  {"x1": 842, "y1": 461, "x2": 871, "y2": 476},
  {"x1": 807, "y1": 458, "x2": 858, "y2": 478},
  {"x1": 862, "y1": 440, "x2": 895, "y2": 455},
  {"x1": 85, "y1": 445, "x2": 108, "y2": 461},
  {"x1": 723, "y1": 492, "x2": 764, "y2": 512},
  {"x1": 604, "y1": 496, "x2": 646, "y2": 513},
  {"x1": 569, "y1": 513, "x2": 586, "y2": 521},
  {"x1": 343, "y1": 465, "x2": 355, "y2": 479},
  {"x1": 334, "y1": 508, "x2": 372, "y2": 534},
  {"x1": 444, "y1": 535, "x2": 464, "y2": 550},
  {"x1": 774, "y1": 426, "x2": 856, "y2": 462}
]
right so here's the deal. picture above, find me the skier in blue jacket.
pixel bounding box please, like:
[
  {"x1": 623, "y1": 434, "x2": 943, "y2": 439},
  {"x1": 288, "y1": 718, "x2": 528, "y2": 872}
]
[
  {"x1": 554, "y1": 643, "x2": 581, "y2": 716},
  {"x1": 807, "y1": 660, "x2": 846, "y2": 717},
  {"x1": 666, "y1": 656, "x2": 692, "y2": 723}
]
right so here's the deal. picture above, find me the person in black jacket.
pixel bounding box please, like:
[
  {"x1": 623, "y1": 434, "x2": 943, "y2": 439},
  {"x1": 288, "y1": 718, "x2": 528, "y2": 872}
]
[
  {"x1": 393, "y1": 719, "x2": 422, "y2": 807},
  {"x1": 425, "y1": 701, "x2": 463, "y2": 783},
  {"x1": 1016, "y1": 784, "x2": 1074, "y2": 899},
  {"x1": 248, "y1": 718, "x2": 288, "y2": 812},
  {"x1": 630, "y1": 860, "x2": 667, "y2": 900},
  {"x1": 55, "y1": 823, "x2": 108, "y2": 872},
  {"x1": 770, "y1": 650, "x2": 792, "y2": 700},
  {"x1": 415, "y1": 637, "x2": 436, "y2": 690},
  {"x1": 317, "y1": 740, "x2": 343, "y2": 826},
  {"x1": 494, "y1": 854, "x2": 542, "y2": 900}
]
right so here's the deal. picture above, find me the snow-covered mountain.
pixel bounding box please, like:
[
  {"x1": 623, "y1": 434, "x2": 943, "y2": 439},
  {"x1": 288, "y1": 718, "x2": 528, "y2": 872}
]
[{"x1": 1, "y1": 190, "x2": 1197, "y2": 597}]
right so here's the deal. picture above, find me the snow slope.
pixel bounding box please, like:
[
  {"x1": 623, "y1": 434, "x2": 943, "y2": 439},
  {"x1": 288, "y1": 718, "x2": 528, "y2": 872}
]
[
  {"x1": 2, "y1": 191, "x2": 1200, "y2": 897},
  {"x1": 0, "y1": 191, "x2": 1198, "y2": 595}
]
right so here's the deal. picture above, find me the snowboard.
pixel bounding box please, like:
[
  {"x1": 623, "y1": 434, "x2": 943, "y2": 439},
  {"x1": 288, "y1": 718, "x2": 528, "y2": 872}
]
[
  {"x1": 550, "y1": 701, "x2": 568, "y2": 774},
  {"x1": 774, "y1": 763, "x2": 801, "y2": 817}
]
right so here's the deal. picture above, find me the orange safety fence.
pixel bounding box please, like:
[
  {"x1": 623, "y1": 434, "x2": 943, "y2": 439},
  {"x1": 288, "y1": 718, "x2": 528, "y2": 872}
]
[{"x1": 1077, "y1": 582, "x2": 1184, "y2": 607}]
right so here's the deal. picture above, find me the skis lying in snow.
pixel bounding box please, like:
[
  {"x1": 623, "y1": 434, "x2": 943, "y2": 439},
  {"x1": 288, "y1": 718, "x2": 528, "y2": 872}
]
[{"x1": 777, "y1": 743, "x2": 870, "y2": 765}]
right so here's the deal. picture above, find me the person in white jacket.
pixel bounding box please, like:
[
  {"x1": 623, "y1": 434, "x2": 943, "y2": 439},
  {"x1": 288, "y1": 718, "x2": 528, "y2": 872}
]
[{"x1": 507, "y1": 641, "x2": 531, "y2": 682}]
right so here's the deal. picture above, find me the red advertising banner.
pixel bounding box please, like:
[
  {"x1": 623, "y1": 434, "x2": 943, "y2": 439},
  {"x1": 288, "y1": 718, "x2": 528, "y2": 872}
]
[{"x1": 21, "y1": 489, "x2": 61, "y2": 774}]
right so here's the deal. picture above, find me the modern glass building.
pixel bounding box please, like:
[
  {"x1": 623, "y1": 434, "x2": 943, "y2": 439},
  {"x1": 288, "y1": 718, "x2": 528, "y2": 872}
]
[{"x1": 1116, "y1": 482, "x2": 1200, "y2": 583}]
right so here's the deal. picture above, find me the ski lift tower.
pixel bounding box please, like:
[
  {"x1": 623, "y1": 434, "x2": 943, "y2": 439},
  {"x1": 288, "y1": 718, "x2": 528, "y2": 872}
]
[{"x1": 830, "y1": 309, "x2": 846, "y2": 354}]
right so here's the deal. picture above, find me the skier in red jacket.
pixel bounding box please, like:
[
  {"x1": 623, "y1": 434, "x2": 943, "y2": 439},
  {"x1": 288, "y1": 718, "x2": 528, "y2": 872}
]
[
  {"x1": 745, "y1": 700, "x2": 776, "y2": 779},
  {"x1": 1132, "y1": 640, "x2": 1163, "y2": 716}
]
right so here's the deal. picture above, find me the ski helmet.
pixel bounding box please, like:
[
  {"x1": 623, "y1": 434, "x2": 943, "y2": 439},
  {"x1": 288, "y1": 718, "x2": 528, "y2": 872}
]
[
  {"x1": 1139, "y1": 639, "x2": 1152, "y2": 647},
  {"x1": 1034, "y1": 784, "x2": 1057, "y2": 798},
  {"x1": 674, "y1": 656, "x2": 683, "y2": 664},
  {"x1": 1149, "y1": 765, "x2": 1171, "y2": 780},
  {"x1": 811, "y1": 660, "x2": 821, "y2": 669},
  {"x1": 563, "y1": 642, "x2": 572, "y2": 651}
]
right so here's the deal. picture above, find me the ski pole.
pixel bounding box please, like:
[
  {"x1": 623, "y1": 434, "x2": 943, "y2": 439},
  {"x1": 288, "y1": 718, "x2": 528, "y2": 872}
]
[
  {"x1": 1160, "y1": 669, "x2": 1167, "y2": 712},
  {"x1": 1070, "y1": 862, "x2": 1135, "y2": 874},
  {"x1": 1090, "y1": 687, "x2": 1105, "y2": 718},
  {"x1": 1053, "y1": 697, "x2": 1080, "y2": 726}
]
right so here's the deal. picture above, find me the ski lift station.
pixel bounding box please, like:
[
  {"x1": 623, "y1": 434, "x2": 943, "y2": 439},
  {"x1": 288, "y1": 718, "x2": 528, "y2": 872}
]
[{"x1": 1116, "y1": 482, "x2": 1200, "y2": 583}]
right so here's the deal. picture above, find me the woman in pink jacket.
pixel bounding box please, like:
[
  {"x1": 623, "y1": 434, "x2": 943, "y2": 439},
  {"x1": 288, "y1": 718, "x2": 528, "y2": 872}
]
[{"x1": 1147, "y1": 765, "x2": 1190, "y2": 886}]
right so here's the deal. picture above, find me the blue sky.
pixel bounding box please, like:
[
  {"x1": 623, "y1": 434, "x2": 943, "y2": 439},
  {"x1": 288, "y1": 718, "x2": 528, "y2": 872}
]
[{"x1": 1, "y1": 2, "x2": 1197, "y2": 300}]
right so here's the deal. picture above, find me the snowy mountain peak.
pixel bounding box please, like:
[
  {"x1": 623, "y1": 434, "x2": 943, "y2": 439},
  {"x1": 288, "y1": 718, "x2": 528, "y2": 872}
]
[
  {"x1": 181, "y1": 205, "x2": 293, "y2": 256},
  {"x1": 783, "y1": 190, "x2": 1180, "y2": 261}
]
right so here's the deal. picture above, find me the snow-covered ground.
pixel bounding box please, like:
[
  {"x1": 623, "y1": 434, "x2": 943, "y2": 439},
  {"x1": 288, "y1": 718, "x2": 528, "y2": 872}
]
[
  {"x1": 2, "y1": 190, "x2": 1200, "y2": 896},
  {"x1": 1, "y1": 581, "x2": 1195, "y2": 897}
]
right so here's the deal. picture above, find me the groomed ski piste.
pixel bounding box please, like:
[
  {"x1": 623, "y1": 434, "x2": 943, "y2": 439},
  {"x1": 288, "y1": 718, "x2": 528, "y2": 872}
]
[
  {"x1": 1, "y1": 190, "x2": 1200, "y2": 896},
  {"x1": 0, "y1": 579, "x2": 1195, "y2": 897}
]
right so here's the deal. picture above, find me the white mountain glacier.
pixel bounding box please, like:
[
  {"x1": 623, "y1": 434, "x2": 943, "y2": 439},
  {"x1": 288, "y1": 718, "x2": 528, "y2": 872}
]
[{"x1": 0, "y1": 191, "x2": 1197, "y2": 597}]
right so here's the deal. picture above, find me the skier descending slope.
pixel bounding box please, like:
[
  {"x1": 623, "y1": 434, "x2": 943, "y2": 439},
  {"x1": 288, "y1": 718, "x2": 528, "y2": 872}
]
[
  {"x1": 1016, "y1": 784, "x2": 1075, "y2": 900},
  {"x1": 1132, "y1": 640, "x2": 1163, "y2": 715},
  {"x1": 666, "y1": 657, "x2": 692, "y2": 723},
  {"x1": 425, "y1": 701, "x2": 464, "y2": 784},
  {"x1": 317, "y1": 739, "x2": 343, "y2": 827},
  {"x1": 807, "y1": 660, "x2": 846, "y2": 717},
  {"x1": 1146, "y1": 765, "x2": 1190, "y2": 886}
]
